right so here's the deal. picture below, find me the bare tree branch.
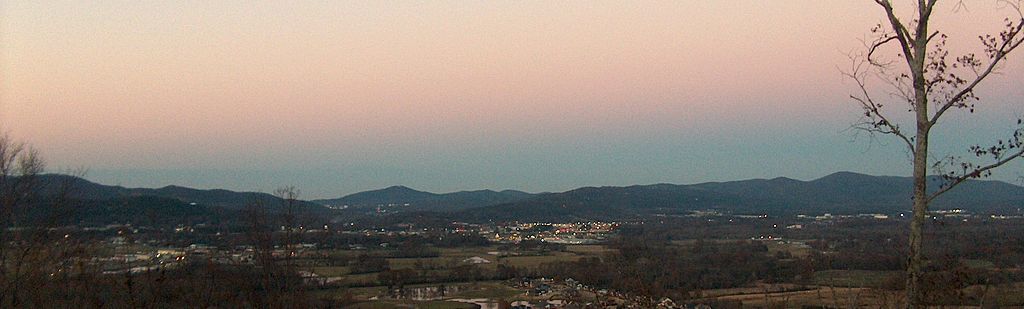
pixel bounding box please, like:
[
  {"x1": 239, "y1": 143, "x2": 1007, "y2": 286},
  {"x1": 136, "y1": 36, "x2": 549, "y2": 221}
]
[
  {"x1": 868, "y1": 35, "x2": 900, "y2": 66},
  {"x1": 843, "y1": 57, "x2": 915, "y2": 151},
  {"x1": 876, "y1": 0, "x2": 917, "y2": 67},
  {"x1": 928, "y1": 146, "x2": 1024, "y2": 202},
  {"x1": 931, "y1": 18, "x2": 1024, "y2": 124}
]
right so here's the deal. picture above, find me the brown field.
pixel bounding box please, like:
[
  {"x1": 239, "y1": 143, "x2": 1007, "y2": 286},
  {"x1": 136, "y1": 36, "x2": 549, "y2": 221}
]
[
  {"x1": 696, "y1": 283, "x2": 812, "y2": 298},
  {"x1": 711, "y1": 286, "x2": 903, "y2": 308},
  {"x1": 565, "y1": 244, "x2": 615, "y2": 255},
  {"x1": 812, "y1": 270, "x2": 901, "y2": 288},
  {"x1": 698, "y1": 282, "x2": 1024, "y2": 308},
  {"x1": 311, "y1": 266, "x2": 351, "y2": 277},
  {"x1": 307, "y1": 245, "x2": 609, "y2": 289},
  {"x1": 764, "y1": 239, "x2": 814, "y2": 258},
  {"x1": 342, "y1": 300, "x2": 479, "y2": 309},
  {"x1": 501, "y1": 254, "x2": 581, "y2": 268}
]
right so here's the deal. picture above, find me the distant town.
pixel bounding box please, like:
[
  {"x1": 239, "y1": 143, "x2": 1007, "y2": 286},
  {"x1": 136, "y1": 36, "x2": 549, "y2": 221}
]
[{"x1": 36, "y1": 206, "x2": 1014, "y2": 308}]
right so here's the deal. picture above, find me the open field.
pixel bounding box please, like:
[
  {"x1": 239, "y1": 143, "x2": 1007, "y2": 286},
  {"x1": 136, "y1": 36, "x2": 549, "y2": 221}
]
[
  {"x1": 712, "y1": 286, "x2": 903, "y2": 308},
  {"x1": 302, "y1": 240, "x2": 1024, "y2": 308},
  {"x1": 964, "y1": 282, "x2": 1024, "y2": 306},
  {"x1": 311, "y1": 266, "x2": 351, "y2": 277},
  {"x1": 669, "y1": 238, "x2": 814, "y2": 257},
  {"x1": 812, "y1": 270, "x2": 901, "y2": 289},
  {"x1": 386, "y1": 257, "x2": 472, "y2": 270},
  {"x1": 703, "y1": 282, "x2": 1024, "y2": 308},
  {"x1": 501, "y1": 254, "x2": 581, "y2": 268},
  {"x1": 314, "y1": 281, "x2": 525, "y2": 305},
  {"x1": 340, "y1": 273, "x2": 384, "y2": 286},
  {"x1": 306, "y1": 244, "x2": 612, "y2": 288},
  {"x1": 437, "y1": 247, "x2": 503, "y2": 259},
  {"x1": 564, "y1": 244, "x2": 615, "y2": 255},
  {"x1": 962, "y1": 259, "x2": 996, "y2": 269},
  {"x1": 342, "y1": 300, "x2": 479, "y2": 309},
  {"x1": 449, "y1": 282, "x2": 522, "y2": 299},
  {"x1": 301, "y1": 244, "x2": 619, "y2": 304},
  {"x1": 764, "y1": 239, "x2": 814, "y2": 258},
  {"x1": 696, "y1": 283, "x2": 812, "y2": 298}
]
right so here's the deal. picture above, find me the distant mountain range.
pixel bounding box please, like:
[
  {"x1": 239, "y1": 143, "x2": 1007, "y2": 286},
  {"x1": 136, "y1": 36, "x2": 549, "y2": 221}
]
[
  {"x1": 312, "y1": 185, "x2": 533, "y2": 211},
  {"x1": 690, "y1": 172, "x2": 1024, "y2": 214},
  {"x1": 31, "y1": 172, "x2": 1024, "y2": 223},
  {"x1": 36, "y1": 174, "x2": 323, "y2": 211},
  {"x1": 308, "y1": 171, "x2": 1024, "y2": 221},
  {"x1": 457, "y1": 172, "x2": 1024, "y2": 221}
]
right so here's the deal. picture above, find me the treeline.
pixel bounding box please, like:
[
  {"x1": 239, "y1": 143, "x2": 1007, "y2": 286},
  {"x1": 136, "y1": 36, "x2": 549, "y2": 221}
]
[
  {"x1": 28, "y1": 261, "x2": 331, "y2": 308},
  {"x1": 536, "y1": 238, "x2": 802, "y2": 300},
  {"x1": 542, "y1": 218, "x2": 1024, "y2": 305}
]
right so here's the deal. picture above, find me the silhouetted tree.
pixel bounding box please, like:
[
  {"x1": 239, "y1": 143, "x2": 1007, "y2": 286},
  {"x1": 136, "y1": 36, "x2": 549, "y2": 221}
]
[
  {"x1": 243, "y1": 186, "x2": 309, "y2": 307},
  {"x1": 847, "y1": 1, "x2": 1024, "y2": 307},
  {"x1": 0, "y1": 132, "x2": 83, "y2": 307}
]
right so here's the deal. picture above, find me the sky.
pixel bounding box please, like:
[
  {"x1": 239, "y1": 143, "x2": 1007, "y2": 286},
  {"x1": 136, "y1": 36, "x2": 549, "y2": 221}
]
[{"x1": 3, "y1": 1, "x2": 1024, "y2": 199}]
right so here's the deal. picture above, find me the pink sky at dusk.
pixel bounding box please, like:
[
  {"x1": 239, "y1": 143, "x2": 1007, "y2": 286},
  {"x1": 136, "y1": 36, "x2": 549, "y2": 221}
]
[{"x1": 3, "y1": 1, "x2": 1024, "y2": 197}]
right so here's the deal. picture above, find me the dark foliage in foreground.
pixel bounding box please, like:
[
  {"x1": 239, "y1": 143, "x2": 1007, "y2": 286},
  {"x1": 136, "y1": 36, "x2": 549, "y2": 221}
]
[
  {"x1": 23, "y1": 261, "x2": 331, "y2": 308},
  {"x1": 537, "y1": 238, "x2": 800, "y2": 301}
]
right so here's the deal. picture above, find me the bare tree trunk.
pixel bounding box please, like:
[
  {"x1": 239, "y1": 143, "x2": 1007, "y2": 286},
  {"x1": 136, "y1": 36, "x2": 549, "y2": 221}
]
[
  {"x1": 856, "y1": 0, "x2": 1024, "y2": 307},
  {"x1": 908, "y1": 38, "x2": 931, "y2": 308},
  {"x1": 908, "y1": 152, "x2": 928, "y2": 308}
]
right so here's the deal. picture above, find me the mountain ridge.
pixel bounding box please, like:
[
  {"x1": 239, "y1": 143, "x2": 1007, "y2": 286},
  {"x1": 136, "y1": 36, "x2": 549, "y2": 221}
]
[
  {"x1": 312, "y1": 185, "x2": 534, "y2": 211},
  {"x1": 457, "y1": 171, "x2": 1024, "y2": 221},
  {"x1": 35, "y1": 171, "x2": 1024, "y2": 222},
  {"x1": 35, "y1": 174, "x2": 324, "y2": 211}
]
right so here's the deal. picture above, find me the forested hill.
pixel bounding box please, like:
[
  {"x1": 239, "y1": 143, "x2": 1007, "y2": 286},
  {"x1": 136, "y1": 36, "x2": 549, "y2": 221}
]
[
  {"x1": 312, "y1": 185, "x2": 535, "y2": 211},
  {"x1": 29, "y1": 172, "x2": 1024, "y2": 223},
  {"x1": 34, "y1": 174, "x2": 323, "y2": 211},
  {"x1": 456, "y1": 172, "x2": 1024, "y2": 221}
]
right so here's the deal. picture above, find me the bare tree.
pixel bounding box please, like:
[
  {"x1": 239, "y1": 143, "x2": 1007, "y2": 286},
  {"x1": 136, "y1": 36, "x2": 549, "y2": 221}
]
[
  {"x1": 847, "y1": 1, "x2": 1024, "y2": 307},
  {"x1": 276, "y1": 186, "x2": 300, "y2": 265},
  {"x1": 243, "y1": 186, "x2": 309, "y2": 307},
  {"x1": 0, "y1": 132, "x2": 84, "y2": 307}
]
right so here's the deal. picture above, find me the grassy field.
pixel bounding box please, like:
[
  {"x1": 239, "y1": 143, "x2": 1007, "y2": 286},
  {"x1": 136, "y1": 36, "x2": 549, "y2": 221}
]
[
  {"x1": 450, "y1": 282, "x2": 522, "y2": 299},
  {"x1": 812, "y1": 270, "x2": 901, "y2": 288},
  {"x1": 306, "y1": 244, "x2": 612, "y2": 298},
  {"x1": 713, "y1": 286, "x2": 902, "y2": 308},
  {"x1": 343, "y1": 300, "x2": 479, "y2": 309},
  {"x1": 962, "y1": 258, "x2": 996, "y2": 269},
  {"x1": 311, "y1": 266, "x2": 351, "y2": 277},
  {"x1": 308, "y1": 245, "x2": 1024, "y2": 308},
  {"x1": 713, "y1": 282, "x2": 1024, "y2": 308},
  {"x1": 344, "y1": 273, "x2": 383, "y2": 285},
  {"x1": 323, "y1": 249, "x2": 371, "y2": 260},
  {"x1": 764, "y1": 240, "x2": 814, "y2": 258},
  {"x1": 966, "y1": 282, "x2": 1024, "y2": 306},
  {"x1": 307, "y1": 265, "x2": 385, "y2": 286},
  {"x1": 565, "y1": 244, "x2": 614, "y2": 255},
  {"x1": 321, "y1": 244, "x2": 608, "y2": 278},
  {"x1": 387, "y1": 257, "x2": 464, "y2": 270},
  {"x1": 697, "y1": 283, "x2": 812, "y2": 298},
  {"x1": 313, "y1": 280, "x2": 520, "y2": 297},
  {"x1": 436, "y1": 247, "x2": 502, "y2": 259},
  {"x1": 500, "y1": 254, "x2": 580, "y2": 268}
]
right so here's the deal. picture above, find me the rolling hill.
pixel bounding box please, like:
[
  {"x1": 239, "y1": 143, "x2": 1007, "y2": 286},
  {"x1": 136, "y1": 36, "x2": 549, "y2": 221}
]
[
  {"x1": 456, "y1": 172, "x2": 1024, "y2": 221},
  {"x1": 312, "y1": 185, "x2": 534, "y2": 211},
  {"x1": 30, "y1": 172, "x2": 1024, "y2": 223},
  {"x1": 35, "y1": 174, "x2": 325, "y2": 211}
]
